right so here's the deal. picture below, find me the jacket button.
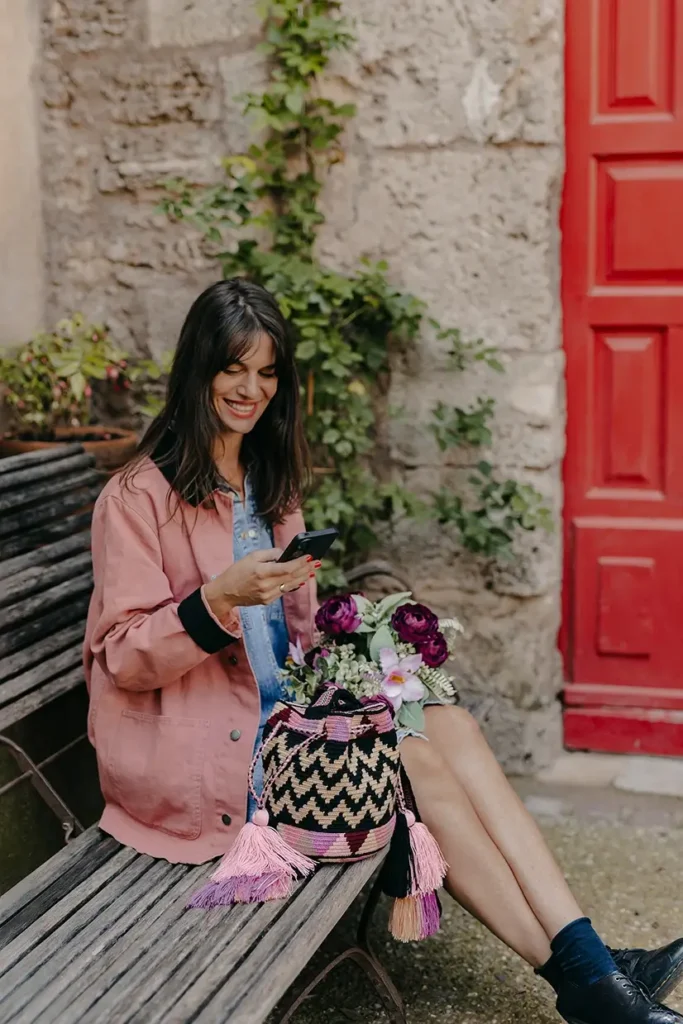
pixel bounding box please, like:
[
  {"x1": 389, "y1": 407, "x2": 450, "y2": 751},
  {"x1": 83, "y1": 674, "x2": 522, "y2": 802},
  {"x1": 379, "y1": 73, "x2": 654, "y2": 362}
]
[
  {"x1": 228, "y1": 654, "x2": 238, "y2": 666},
  {"x1": 230, "y1": 729, "x2": 241, "y2": 741},
  {"x1": 221, "y1": 813, "x2": 232, "y2": 827}
]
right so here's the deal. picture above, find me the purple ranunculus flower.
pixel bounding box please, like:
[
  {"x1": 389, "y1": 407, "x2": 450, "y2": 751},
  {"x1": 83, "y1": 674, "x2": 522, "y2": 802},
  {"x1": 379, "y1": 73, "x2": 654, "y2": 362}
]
[
  {"x1": 417, "y1": 632, "x2": 449, "y2": 668},
  {"x1": 315, "y1": 595, "x2": 362, "y2": 637},
  {"x1": 391, "y1": 602, "x2": 439, "y2": 644}
]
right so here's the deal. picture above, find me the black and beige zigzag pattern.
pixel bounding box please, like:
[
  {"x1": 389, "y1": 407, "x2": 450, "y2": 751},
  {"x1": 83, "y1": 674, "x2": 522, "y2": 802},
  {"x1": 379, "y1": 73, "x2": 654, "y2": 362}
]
[{"x1": 263, "y1": 732, "x2": 400, "y2": 832}]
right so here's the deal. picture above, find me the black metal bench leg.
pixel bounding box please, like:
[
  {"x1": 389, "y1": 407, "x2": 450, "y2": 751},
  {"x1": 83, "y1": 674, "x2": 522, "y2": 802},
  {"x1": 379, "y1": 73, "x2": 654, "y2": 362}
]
[
  {"x1": 0, "y1": 734, "x2": 83, "y2": 843},
  {"x1": 278, "y1": 873, "x2": 406, "y2": 1024}
]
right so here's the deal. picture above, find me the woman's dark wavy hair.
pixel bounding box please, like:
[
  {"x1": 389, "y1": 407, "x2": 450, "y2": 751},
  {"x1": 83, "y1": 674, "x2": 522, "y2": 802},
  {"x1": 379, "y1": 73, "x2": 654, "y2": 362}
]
[{"x1": 123, "y1": 278, "x2": 310, "y2": 523}]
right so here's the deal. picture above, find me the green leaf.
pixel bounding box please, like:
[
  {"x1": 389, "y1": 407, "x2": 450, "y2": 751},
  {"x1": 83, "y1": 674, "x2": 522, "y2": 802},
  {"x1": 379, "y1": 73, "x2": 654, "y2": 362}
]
[
  {"x1": 397, "y1": 701, "x2": 425, "y2": 734},
  {"x1": 369, "y1": 624, "x2": 395, "y2": 664},
  {"x1": 375, "y1": 592, "x2": 413, "y2": 621}
]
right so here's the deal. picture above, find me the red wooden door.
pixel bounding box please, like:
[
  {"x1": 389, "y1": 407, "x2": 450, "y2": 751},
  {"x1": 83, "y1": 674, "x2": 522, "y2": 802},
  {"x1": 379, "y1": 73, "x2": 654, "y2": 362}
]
[{"x1": 562, "y1": 0, "x2": 683, "y2": 755}]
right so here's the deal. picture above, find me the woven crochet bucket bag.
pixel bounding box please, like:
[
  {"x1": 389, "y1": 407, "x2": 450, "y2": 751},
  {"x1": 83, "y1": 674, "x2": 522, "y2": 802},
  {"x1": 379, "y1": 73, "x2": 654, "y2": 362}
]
[{"x1": 188, "y1": 684, "x2": 448, "y2": 941}]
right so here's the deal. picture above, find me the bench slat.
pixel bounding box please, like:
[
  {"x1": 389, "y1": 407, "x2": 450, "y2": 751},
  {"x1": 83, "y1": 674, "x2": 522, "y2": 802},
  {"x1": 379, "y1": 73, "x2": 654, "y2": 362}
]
[
  {"x1": 0, "y1": 446, "x2": 84, "y2": 476},
  {"x1": 0, "y1": 643, "x2": 82, "y2": 708},
  {"x1": 0, "y1": 452, "x2": 94, "y2": 495},
  {"x1": 0, "y1": 484, "x2": 101, "y2": 540},
  {"x1": 0, "y1": 468, "x2": 101, "y2": 515},
  {"x1": 96, "y1": 900, "x2": 279, "y2": 1024},
  {"x1": 0, "y1": 511, "x2": 93, "y2": 561},
  {"x1": 1, "y1": 859, "x2": 183, "y2": 1021},
  {"x1": 33, "y1": 865, "x2": 207, "y2": 1024},
  {"x1": 0, "y1": 552, "x2": 92, "y2": 609},
  {"x1": 0, "y1": 848, "x2": 146, "y2": 980},
  {"x1": 0, "y1": 597, "x2": 90, "y2": 660},
  {"x1": 210, "y1": 855, "x2": 383, "y2": 1024},
  {"x1": 0, "y1": 624, "x2": 85, "y2": 685},
  {"x1": 0, "y1": 573, "x2": 93, "y2": 633},
  {"x1": 0, "y1": 665, "x2": 85, "y2": 731},
  {"x1": 0, "y1": 830, "x2": 117, "y2": 945},
  {"x1": 0, "y1": 531, "x2": 91, "y2": 581}
]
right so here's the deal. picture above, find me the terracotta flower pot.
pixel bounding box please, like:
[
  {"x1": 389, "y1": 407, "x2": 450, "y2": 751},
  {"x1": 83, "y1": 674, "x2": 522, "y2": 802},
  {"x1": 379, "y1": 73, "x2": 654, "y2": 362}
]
[{"x1": 0, "y1": 425, "x2": 139, "y2": 471}]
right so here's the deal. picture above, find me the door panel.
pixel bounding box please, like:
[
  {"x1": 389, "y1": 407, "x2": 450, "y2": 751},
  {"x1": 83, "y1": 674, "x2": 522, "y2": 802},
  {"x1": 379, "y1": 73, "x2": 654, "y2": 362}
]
[{"x1": 562, "y1": 0, "x2": 683, "y2": 754}]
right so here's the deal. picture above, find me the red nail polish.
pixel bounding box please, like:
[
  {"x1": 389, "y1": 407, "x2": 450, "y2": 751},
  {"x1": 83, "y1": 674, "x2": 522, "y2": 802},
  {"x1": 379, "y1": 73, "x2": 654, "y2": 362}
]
[
  {"x1": 306, "y1": 555, "x2": 313, "y2": 562},
  {"x1": 314, "y1": 560, "x2": 322, "y2": 568},
  {"x1": 309, "y1": 572, "x2": 315, "y2": 578}
]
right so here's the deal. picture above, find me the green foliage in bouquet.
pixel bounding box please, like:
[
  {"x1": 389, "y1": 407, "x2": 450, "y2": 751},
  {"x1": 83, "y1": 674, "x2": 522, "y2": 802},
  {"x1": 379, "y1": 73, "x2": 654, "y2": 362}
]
[{"x1": 281, "y1": 591, "x2": 461, "y2": 734}]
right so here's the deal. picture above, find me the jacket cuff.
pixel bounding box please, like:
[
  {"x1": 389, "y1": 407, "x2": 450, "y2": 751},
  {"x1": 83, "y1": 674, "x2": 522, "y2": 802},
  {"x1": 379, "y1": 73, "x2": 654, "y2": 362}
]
[{"x1": 178, "y1": 586, "x2": 240, "y2": 654}]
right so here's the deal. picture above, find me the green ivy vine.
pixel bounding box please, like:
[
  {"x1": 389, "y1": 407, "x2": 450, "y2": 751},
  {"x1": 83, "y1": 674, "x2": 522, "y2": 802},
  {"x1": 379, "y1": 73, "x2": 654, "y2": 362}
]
[{"x1": 160, "y1": 0, "x2": 550, "y2": 585}]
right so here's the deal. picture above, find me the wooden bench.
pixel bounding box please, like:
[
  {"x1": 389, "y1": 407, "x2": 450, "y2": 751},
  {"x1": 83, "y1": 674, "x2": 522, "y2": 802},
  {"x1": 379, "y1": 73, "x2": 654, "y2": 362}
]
[
  {"x1": 0, "y1": 445, "x2": 103, "y2": 840},
  {"x1": 0, "y1": 450, "x2": 406, "y2": 1024}
]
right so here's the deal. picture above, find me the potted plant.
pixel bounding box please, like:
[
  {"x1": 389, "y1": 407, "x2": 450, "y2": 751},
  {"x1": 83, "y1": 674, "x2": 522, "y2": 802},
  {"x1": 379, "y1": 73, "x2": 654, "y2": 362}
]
[{"x1": 0, "y1": 315, "x2": 168, "y2": 471}]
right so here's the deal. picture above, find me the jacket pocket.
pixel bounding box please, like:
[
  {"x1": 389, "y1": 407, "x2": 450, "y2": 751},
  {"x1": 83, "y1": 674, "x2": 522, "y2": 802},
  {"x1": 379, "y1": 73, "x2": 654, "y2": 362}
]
[{"x1": 108, "y1": 711, "x2": 209, "y2": 839}]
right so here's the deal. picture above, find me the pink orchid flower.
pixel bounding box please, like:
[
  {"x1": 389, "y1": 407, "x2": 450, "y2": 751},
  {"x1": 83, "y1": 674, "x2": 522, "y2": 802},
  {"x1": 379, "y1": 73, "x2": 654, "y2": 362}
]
[
  {"x1": 379, "y1": 648, "x2": 425, "y2": 711},
  {"x1": 287, "y1": 636, "x2": 306, "y2": 667}
]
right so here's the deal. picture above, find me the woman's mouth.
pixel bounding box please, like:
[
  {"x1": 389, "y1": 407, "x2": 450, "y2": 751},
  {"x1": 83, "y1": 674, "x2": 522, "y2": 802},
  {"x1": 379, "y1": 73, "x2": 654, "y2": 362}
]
[{"x1": 223, "y1": 398, "x2": 259, "y2": 420}]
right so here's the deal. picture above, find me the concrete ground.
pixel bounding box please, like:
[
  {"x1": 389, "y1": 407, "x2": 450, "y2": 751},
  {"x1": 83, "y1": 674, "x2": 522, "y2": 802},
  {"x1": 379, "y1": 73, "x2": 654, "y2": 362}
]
[{"x1": 273, "y1": 779, "x2": 683, "y2": 1023}]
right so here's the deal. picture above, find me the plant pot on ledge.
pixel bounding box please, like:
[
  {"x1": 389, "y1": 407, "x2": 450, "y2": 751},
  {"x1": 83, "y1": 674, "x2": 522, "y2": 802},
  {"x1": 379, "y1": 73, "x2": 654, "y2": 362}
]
[{"x1": 0, "y1": 425, "x2": 138, "y2": 472}]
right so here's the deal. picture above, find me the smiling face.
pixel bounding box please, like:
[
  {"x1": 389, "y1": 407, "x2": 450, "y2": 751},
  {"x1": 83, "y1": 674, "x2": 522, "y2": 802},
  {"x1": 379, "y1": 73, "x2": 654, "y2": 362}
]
[{"x1": 211, "y1": 331, "x2": 279, "y2": 435}]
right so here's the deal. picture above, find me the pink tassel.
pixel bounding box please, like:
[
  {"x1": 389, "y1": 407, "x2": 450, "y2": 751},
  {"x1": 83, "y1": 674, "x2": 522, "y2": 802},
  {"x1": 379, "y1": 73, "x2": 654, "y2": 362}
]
[
  {"x1": 187, "y1": 809, "x2": 316, "y2": 910},
  {"x1": 404, "y1": 811, "x2": 448, "y2": 894}
]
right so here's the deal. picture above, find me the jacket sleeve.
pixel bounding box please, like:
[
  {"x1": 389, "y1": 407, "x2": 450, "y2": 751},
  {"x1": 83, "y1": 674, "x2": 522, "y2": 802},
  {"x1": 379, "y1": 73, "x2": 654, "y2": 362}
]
[{"x1": 88, "y1": 495, "x2": 241, "y2": 691}]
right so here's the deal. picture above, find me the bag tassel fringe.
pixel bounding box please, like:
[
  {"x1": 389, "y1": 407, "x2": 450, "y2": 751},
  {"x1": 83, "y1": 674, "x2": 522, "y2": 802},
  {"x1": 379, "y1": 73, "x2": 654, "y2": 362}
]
[
  {"x1": 381, "y1": 807, "x2": 448, "y2": 942},
  {"x1": 187, "y1": 809, "x2": 316, "y2": 909}
]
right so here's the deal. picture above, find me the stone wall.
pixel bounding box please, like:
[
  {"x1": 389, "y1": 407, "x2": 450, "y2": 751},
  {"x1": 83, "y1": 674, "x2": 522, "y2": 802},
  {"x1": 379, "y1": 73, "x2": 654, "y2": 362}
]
[{"x1": 39, "y1": 0, "x2": 566, "y2": 772}]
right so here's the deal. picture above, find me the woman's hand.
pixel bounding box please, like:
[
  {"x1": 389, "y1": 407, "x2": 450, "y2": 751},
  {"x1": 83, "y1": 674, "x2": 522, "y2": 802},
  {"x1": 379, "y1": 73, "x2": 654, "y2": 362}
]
[{"x1": 202, "y1": 549, "x2": 317, "y2": 621}]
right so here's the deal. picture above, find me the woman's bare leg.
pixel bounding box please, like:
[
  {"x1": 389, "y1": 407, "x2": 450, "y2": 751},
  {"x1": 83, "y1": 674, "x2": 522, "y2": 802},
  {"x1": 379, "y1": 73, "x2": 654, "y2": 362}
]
[
  {"x1": 399, "y1": 734, "x2": 552, "y2": 968},
  {"x1": 423, "y1": 704, "x2": 584, "y2": 941}
]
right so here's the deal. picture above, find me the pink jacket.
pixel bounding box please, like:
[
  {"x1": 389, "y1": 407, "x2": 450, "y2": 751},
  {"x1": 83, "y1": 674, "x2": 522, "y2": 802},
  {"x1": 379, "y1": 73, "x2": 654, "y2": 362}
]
[{"x1": 84, "y1": 455, "x2": 317, "y2": 864}]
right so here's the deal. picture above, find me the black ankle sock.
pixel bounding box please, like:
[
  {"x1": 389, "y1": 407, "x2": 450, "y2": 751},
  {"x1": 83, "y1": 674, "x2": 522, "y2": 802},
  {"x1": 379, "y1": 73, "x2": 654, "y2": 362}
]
[
  {"x1": 536, "y1": 954, "x2": 563, "y2": 993},
  {"x1": 548, "y1": 917, "x2": 618, "y2": 988}
]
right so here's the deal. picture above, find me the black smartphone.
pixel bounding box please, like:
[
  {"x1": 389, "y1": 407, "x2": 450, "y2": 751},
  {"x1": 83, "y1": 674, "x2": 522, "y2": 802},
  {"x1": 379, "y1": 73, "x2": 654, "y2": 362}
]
[{"x1": 277, "y1": 528, "x2": 339, "y2": 563}]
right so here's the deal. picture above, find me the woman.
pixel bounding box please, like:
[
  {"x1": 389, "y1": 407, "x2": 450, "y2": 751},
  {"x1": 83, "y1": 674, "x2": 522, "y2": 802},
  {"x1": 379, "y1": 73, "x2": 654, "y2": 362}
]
[{"x1": 85, "y1": 279, "x2": 683, "y2": 1024}]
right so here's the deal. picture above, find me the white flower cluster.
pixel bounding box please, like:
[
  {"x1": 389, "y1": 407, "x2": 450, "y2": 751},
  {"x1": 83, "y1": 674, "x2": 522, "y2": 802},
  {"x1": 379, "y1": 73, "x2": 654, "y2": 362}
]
[
  {"x1": 325, "y1": 645, "x2": 382, "y2": 697},
  {"x1": 439, "y1": 617, "x2": 465, "y2": 652}
]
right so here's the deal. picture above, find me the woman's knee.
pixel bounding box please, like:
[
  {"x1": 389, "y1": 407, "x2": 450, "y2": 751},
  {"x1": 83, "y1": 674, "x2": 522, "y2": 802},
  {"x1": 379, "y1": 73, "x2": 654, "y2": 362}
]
[{"x1": 425, "y1": 704, "x2": 483, "y2": 745}]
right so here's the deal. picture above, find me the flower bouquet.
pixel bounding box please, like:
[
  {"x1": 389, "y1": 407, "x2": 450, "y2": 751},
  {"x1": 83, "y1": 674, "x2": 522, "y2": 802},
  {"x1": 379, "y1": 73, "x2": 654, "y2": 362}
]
[{"x1": 282, "y1": 591, "x2": 462, "y2": 734}]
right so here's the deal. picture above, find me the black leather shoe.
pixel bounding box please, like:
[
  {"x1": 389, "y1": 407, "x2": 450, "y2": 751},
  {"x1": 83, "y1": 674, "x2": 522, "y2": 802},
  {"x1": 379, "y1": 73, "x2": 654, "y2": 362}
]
[
  {"x1": 556, "y1": 971, "x2": 683, "y2": 1023},
  {"x1": 611, "y1": 940, "x2": 683, "y2": 1002}
]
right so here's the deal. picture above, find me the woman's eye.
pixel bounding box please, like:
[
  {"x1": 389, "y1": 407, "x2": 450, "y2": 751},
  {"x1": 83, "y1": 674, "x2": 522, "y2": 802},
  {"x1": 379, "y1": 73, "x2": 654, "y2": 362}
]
[{"x1": 260, "y1": 371, "x2": 277, "y2": 379}]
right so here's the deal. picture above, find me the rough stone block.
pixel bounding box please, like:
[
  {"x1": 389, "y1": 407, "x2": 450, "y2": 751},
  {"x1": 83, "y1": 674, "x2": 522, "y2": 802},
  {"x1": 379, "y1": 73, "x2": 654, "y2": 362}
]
[
  {"x1": 147, "y1": 0, "x2": 260, "y2": 48},
  {"x1": 95, "y1": 55, "x2": 222, "y2": 127},
  {"x1": 327, "y1": 0, "x2": 563, "y2": 147},
  {"x1": 218, "y1": 51, "x2": 269, "y2": 154},
  {"x1": 318, "y1": 147, "x2": 563, "y2": 353},
  {"x1": 42, "y1": 0, "x2": 145, "y2": 54}
]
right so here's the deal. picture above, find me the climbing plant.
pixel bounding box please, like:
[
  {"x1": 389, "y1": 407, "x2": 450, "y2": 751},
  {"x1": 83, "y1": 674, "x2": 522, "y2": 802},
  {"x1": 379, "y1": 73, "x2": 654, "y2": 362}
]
[{"x1": 160, "y1": 0, "x2": 549, "y2": 586}]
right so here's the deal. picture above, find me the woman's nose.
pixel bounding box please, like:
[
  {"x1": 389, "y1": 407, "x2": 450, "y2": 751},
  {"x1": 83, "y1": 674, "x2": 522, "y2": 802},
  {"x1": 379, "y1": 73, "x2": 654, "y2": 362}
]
[{"x1": 237, "y1": 374, "x2": 262, "y2": 399}]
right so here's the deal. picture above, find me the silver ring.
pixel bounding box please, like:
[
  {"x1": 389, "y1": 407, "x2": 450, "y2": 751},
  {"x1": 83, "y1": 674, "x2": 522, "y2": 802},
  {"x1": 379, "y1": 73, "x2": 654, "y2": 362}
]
[{"x1": 279, "y1": 583, "x2": 286, "y2": 593}]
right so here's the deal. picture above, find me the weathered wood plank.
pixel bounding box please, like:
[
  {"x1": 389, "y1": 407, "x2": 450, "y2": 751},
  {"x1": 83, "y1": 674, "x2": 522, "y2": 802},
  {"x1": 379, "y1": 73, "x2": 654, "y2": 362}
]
[
  {"x1": 93, "y1": 898, "x2": 273, "y2": 1024},
  {"x1": 0, "y1": 643, "x2": 82, "y2": 708},
  {"x1": 0, "y1": 511, "x2": 92, "y2": 561},
  {"x1": 0, "y1": 484, "x2": 101, "y2": 540},
  {"x1": 33, "y1": 865, "x2": 206, "y2": 1023},
  {"x1": 0, "y1": 468, "x2": 101, "y2": 514},
  {"x1": 0, "y1": 830, "x2": 117, "y2": 946},
  {"x1": 0, "y1": 446, "x2": 83, "y2": 476},
  {"x1": 198, "y1": 857, "x2": 383, "y2": 1024},
  {"x1": 0, "y1": 624, "x2": 85, "y2": 685},
  {"x1": 2, "y1": 860, "x2": 182, "y2": 1020},
  {"x1": 0, "y1": 452, "x2": 93, "y2": 494},
  {"x1": 0, "y1": 552, "x2": 92, "y2": 608},
  {"x1": 0, "y1": 596, "x2": 90, "y2": 659},
  {"x1": 0, "y1": 530, "x2": 91, "y2": 581},
  {"x1": 0, "y1": 847, "x2": 145, "y2": 980},
  {"x1": 0, "y1": 665, "x2": 84, "y2": 731},
  {"x1": 0, "y1": 573, "x2": 92, "y2": 631}
]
